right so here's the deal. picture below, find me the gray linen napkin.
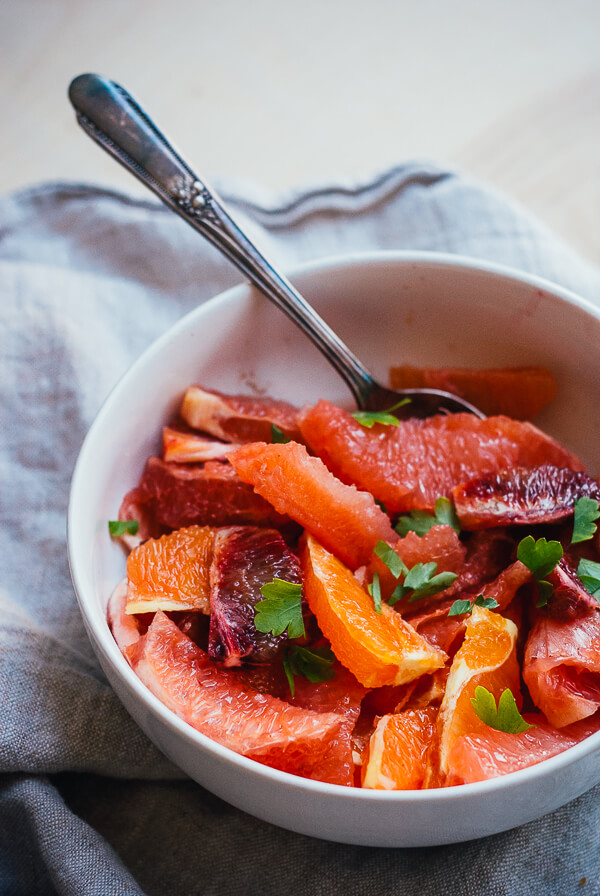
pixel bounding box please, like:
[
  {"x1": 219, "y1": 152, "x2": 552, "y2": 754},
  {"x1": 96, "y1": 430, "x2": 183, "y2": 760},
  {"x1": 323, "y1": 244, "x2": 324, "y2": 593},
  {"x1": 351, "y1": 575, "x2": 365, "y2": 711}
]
[{"x1": 1, "y1": 165, "x2": 599, "y2": 896}]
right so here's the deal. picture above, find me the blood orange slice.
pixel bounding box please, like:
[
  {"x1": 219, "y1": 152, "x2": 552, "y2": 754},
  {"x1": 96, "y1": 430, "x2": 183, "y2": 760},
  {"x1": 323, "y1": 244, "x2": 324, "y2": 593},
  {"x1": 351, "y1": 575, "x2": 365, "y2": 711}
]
[
  {"x1": 453, "y1": 465, "x2": 600, "y2": 530},
  {"x1": 433, "y1": 605, "x2": 520, "y2": 782},
  {"x1": 445, "y1": 713, "x2": 600, "y2": 784},
  {"x1": 523, "y1": 607, "x2": 600, "y2": 727},
  {"x1": 180, "y1": 385, "x2": 302, "y2": 443},
  {"x1": 301, "y1": 534, "x2": 446, "y2": 688},
  {"x1": 127, "y1": 610, "x2": 349, "y2": 783},
  {"x1": 120, "y1": 456, "x2": 292, "y2": 534},
  {"x1": 389, "y1": 365, "x2": 557, "y2": 419},
  {"x1": 361, "y1": 706, "x2": 438, "y2": 790},
  {"x1": 300, "y1": 401, "x2": 583, "y2": 513},
  {"x1": 229, "y1": 441, "x2": 396, "y2": 570},
  {"x1": 126, "y1": 525, "x2": 214, "y2": 614},
  {"x1": 208, "y1": 526, "x2": 303, "y2": 666}
]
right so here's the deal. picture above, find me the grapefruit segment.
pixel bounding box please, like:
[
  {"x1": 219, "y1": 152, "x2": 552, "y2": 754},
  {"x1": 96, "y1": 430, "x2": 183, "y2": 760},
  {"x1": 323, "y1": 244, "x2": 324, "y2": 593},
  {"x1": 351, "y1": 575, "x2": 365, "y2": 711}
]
[
  {"x1": 163, "y1": 426, "x2": 239, "y2": 463},
  {"x1": 301, "y1": 534, "x2": 446, "y2": 688},
  {"x1": 108, "y1": 578, "x2": 141, "y2": 655},
  {"x1": 366, "y1": 525, "x2": 465, "y2": 600},
  {"x1": 361, "y1": 706, "x2": 438, "y2": 790},
  {"x1": 128, "y1": 610, "x2": 349, "y2": 783},
  {"x1": 180, "y1": 385, "x2": 302, "y2": 443},
  {"x1": 126, "y1": 525, "x2": 214, "y2": 614},
  {"x1": 523, "y1": 608, "x2": 600, "y2": 727},
  {"x1": 389, "y1": 365, "x2": 557, "y2": 419},
  {"x1": 434, "y1": 605, "x2": 520, "y2": 781},
  {"x1": 299, "y1": 401, "x2": 583, "y2": 513},
  {"x1": 446, "y1": 713, "x2": 600, "y2": 784},
  {"x1": 229, "y1": 441, "x2": 396, "y2": 570}
]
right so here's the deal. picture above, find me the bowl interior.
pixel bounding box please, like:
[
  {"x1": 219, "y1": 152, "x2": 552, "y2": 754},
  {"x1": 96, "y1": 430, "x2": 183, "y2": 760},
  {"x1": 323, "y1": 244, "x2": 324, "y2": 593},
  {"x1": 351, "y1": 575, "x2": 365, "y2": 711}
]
[{"x1": 68, "y1": 252, "x2": 600, "y2": 845}]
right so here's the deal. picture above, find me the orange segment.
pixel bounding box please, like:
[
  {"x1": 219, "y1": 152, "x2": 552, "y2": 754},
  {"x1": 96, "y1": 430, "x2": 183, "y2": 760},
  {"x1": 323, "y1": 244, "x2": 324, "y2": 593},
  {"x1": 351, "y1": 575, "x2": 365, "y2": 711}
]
[
  {"x1": 435, "y1": 605, "x2": 520, "y2": 780},
  {"x1": 229, "y1": 441, "x2": 397, "y2": 569},
  {"x1": 301, "y1": 533, "x2": 446, "y2": 688},
  {"x1": 389, "y1": 365, "x2": 557, "y2": 420},
  {"x1": 361, "y1": 706, "x2": 438, "y2": 790},
  {"x1": 126, "y1": 524, "x2": 214, "y2": 614}
]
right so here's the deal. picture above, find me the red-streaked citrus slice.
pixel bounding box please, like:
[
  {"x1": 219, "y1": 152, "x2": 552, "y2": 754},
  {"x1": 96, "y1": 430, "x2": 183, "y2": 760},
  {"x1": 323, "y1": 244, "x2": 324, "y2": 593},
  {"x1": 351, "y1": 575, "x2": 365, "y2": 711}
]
[
  {"x1": 126, "y1": 524, "x2": 214, "y2": 614},
  {"x1": 120, "y1": 456, "x2": 292, "y2": 534},
  {"x1": 127, "y1": 610, "x2": 349, "y2": 783},
  {"x1": 208, "y1": 526, "x2": 303, "y2": 666},
  {"x1": 446, "y1": 713, "x2": 600, "y2": 784},
  {"x1": 361, "y1": 706, "x2": 438, "y2": 790},
  {"x1": 453, "y1": 465, "x2": 600, "y2": 530},
  {"x1": 523, "y1": 607, "x2": 600, "y2": 727},
  {"x1": 434, "y1": 605, "x2": 520, "y2": 781},
  {"x1": 301, "y1": 533, "x2": 446, "y2": 688},
  {"x1": 180, "y1": 385, "x2": 302, "y2": 442},
  {"x1": 229, "y1": 441, "x2": 396, "y2": 569},
  {"x1": 299, "y1": 401, "x2": 583, "y2": 513},
  {"x1": 389, "y1": 365, "x2": 557, "y2": 419}
]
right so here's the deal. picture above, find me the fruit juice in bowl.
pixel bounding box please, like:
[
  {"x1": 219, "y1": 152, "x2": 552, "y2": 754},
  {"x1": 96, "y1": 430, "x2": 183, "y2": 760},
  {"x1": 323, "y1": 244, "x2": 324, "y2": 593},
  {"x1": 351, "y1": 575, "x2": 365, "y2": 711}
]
[{"x1": 68, "y1": 251, "x2": 600, "y2": 847}]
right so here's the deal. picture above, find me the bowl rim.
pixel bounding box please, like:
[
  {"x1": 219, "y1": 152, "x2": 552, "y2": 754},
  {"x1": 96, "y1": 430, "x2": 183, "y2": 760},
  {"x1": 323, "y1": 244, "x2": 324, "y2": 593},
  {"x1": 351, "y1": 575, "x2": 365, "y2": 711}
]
[{"x1": 67, "y1": 248, "x2": 600, "y2": 801}]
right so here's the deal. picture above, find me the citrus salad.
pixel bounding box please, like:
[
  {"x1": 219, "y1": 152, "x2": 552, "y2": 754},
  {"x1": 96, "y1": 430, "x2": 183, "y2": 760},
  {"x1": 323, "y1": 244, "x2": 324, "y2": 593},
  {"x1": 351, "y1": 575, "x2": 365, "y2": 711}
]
[{"x1": 108, "y1": 367, "x2": 600, "y2": 788}]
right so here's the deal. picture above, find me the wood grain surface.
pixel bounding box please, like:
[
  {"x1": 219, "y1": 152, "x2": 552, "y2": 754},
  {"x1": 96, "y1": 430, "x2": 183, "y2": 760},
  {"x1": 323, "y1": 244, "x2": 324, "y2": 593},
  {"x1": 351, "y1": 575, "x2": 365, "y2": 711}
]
[{"x1": 1, "y1": 0, "x2": 599, "y2": 263}]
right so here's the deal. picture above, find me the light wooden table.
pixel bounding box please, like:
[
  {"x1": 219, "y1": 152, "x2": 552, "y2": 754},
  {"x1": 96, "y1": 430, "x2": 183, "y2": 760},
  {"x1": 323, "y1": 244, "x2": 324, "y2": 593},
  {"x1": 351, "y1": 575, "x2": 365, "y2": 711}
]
[{"x1": 2, "y1": 0, "x2": 600, "y2": 264}]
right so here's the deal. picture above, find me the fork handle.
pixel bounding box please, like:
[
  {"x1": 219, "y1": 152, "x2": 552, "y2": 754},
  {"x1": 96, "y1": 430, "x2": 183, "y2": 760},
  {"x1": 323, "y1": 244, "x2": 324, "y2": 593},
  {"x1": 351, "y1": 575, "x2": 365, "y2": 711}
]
[{"x1": 68, "y1": 73, "x2": 377, "y2": 407}]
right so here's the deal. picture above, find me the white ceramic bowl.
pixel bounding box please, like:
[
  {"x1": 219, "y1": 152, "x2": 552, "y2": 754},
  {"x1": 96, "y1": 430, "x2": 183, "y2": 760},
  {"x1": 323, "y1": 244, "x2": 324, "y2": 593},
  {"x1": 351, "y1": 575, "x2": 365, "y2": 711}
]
[{"x1": 68, "y1": 252, "x2": 600, "y2": 847}]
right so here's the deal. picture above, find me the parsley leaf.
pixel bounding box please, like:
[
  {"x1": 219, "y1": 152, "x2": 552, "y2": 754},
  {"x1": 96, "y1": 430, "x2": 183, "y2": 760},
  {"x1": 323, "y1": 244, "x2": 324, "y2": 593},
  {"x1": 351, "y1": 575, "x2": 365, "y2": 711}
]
[
  {"x1": 471, "y1": 686, "x2": 536, "y2": 733},
  {"x1": 373, "y1": 540, "x2": 408, "y2": 579},
  {"x1": 576, "y1": 558, "x2": 600, "y2": 602},
  {"x1": 108, "y1": 519, "x2": 139, "y2": 537},
  {"x1": 390, "y1": 562, "x2": 458, "y2": 604},
  {"x1": 517, "y1": 535, "x2": 563, "y2": 579},
  {"x1": 517, "y1": 535, "x2": 563, "y2": 608},
  {"x1": 351, "y1": 399, "x2": 410, "y2": 429},
  {"x1": 396, "y1": 497, "x2": 461, "y2": 537},
  {"x1": 254, "y1": 579, "x2": 305, "y2": 639},
  {"x1": 282, "y1": 645, "x2": 335, "y2": 696},
  {"x1": 448, "y1": 595, "x2": 500, "y2": 616},
  {"x1": 572, "y1": 497, "x2": 600, "y2": 544},
  {"x1": 270, "y1": 423, "x2": 290, "y2": 444},
  {"x1": 368, "y1": 571, "x2": 383, "y2": 614}
]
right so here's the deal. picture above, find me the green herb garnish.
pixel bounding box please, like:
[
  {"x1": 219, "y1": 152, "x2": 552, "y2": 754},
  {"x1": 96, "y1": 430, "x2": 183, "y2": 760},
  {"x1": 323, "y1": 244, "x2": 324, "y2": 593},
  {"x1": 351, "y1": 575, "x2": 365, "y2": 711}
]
[
  {"x1": 576, "y1": 558, "x2": 600, "y2": 603},
  {"x1": 517, "y1": 535, "x2": 563, "y2": 607},
  {"x1": 282, "y1": 645, "x2": 335, "y2": 696},
  {"x1": 374, "y1": 540, "x2": 408, "y2": 579},
  {"x1": 108, "y1": 519, "x2": 139, "y2": 537},
  {"x1": 393, "y1": 562, "x2": 458, "y2": 604},
  {"x1": 448, "y1": 595, "x2": 500, "y2": 616},
  {"x1": 254, "y1": 579, "x2": 305, "y2": 639},
  {"x1": 471, "y1": 686, "x2": 536, "y2": 734},
  {"x1": 396, "y1": 497, "x2": 461, "y2": 537},
  {"x1": 270, "y1": 423, "x2": 290, "y2": 444},
  {"x1": 368, "y1": 571, "x2": 383, "y2": 614},
  {"x1": 351, "y1": 399, "x2": 410, "y2": 429},
  {"x1": 572, "y1": 497, "x2": 600, "y2": 544},
  {"x1": 372, "y1": 540, "x2": 457, "y2": 606}
]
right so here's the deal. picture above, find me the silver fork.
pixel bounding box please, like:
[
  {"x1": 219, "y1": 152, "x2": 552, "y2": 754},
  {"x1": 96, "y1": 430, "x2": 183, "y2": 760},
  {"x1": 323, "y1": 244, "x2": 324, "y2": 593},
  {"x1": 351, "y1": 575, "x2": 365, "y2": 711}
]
[{"x1": 68, "y1": 73, "x2": 483, "y2": 418}]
